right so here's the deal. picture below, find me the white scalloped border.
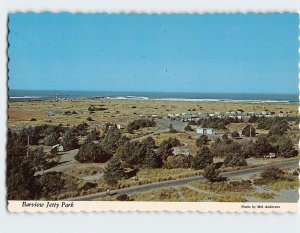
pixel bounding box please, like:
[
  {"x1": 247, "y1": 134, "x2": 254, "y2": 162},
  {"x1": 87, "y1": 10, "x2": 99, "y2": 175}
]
[{"x1": 5, "y1": 10, "x2": 300, "y2": 213}]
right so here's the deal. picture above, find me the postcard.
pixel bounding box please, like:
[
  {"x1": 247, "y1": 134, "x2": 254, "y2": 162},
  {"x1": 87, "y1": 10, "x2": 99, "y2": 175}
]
[{"x1": 7, "y1": 13, "x2": 299, "y2": 212}]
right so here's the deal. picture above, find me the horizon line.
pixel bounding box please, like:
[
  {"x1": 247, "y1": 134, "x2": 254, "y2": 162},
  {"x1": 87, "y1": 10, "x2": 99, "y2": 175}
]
[{"x1": 9, "y1": 89, "x2": 299, "y2": 96}]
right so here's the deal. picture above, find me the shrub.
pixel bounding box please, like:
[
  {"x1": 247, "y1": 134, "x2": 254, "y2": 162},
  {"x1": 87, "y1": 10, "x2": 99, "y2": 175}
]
[
  {"x1": 260, "y1": 167, "x2": 284, "y2": 181},
  {"x1": 222, "y1": 133, "x2": 232, "y2": 144},
  {"x1": 168, "y1": 123, "x2": 178, "y2": 133},
  {"x1": 184, "y1": 124, "x2": 194, "y2": 131},
  {"x1": 127, "y1": 118, "x2": 156, "y2": 133},
  {"x1": 196, "y1": 135, "x2": 208, "y2": 146},
  {"x1": 116, "y1": 194, "x2": 130, "y2": 201},
  {"x1": 164, "y1": 155, "x2": 186, "y2": 169},
  {"x1": 88, "y1": 105, "x2": 108, "y2": 112},
  {"x1": 73, "y1": 122, "x2": 89, "y2": 136},
  {"x1": 231, "y1": 131, "x2": 240, "y2": 139},
  {"x1": 143, "y1": 136, "x2": 156, "y2": 149},
  {"x1": 80, "y1": 182, "x2": 97, "y2": 191}
]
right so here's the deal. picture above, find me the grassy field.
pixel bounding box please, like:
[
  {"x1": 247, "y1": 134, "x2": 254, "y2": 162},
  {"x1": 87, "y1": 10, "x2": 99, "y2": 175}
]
[{"x1": 8, "y1": 99, "x2": 298, "y2": 128}]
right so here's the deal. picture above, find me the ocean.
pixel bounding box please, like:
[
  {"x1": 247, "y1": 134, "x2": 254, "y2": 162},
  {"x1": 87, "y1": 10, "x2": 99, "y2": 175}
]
[{"x1": 8, "y1": 89, "x2": 299, "y2": 103}]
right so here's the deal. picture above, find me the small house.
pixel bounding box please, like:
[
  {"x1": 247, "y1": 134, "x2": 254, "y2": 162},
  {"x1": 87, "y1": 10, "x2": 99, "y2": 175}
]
[
  {"x1": 173, "y1": 146, "x2": 190, "y2": 157},
  {"x1": 117, "y1": 124, "x2": 124, "y2": 130},
  {"x1": 196, "y1": 127, "x2": 219, "y2": 135}
]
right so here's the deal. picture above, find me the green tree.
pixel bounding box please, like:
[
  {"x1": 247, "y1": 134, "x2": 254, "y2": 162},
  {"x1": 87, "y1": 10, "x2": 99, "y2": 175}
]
[
  {"x1": 254, "y1": 134, "x2": 273, "y2": 157},
  {"x1": 7, "y1": 155, "x2": 37, "y2": 200},
  {"x1": 242, "y1": 125, "x2": 256, "y2": 137},
  {"x1": 191, "y1": 146, "x2": 213, "y2": 169},
  {"x1": 143, "y1": 149, "x2": 163, "y2": 168},
  {"x1": 240, "y1": 140, "x2": 256, "y2": 158},
  {"x1": 84, "y1": 129, "x2": 100, "y2": 143},
  {"x1": 157, "y1": 137, "x2": 181, "y2": 161},
  {"x1": 103, "y1": 157, "x2": 124, "y2": 186},
  {"x1": 100, "y1": 128, "x2": 128, "y2": 154},
  {"x1": 36, "y1": 172, "x2": 66, "y2": 199},
  {"x1": 277, "y1": 137, "x2": 297, "y2": 158},
  {"x1": 116, "y1": 141, "x2": 145, "y2": 166},
  {"x1": 28, "y1": 146, "x2": 48, "y2": 171},
  {"x1": 75, "y1": 142, "x2": 112, "y2": 163},
  {"x1": 203, "y1": 164, "x2": 220, "y2": 182},
  {"x1": 44, "y1": 132, "x2": 60, "y2": 146},
  {"x1": 210, "y1": 140, "x2": 241, "y2": 158},
  {"x1": 18, "y1": 126, "x2": 40, "y2": 145},
  {"x1": 224, "y1": 153, "x2": 247, "y2": 167},
  {"x1": 7, "y1": 129, "x2": 27, "y2": 157},
  {"x1": 268, "y1": 122, "x2": 290, "y2": 136},
  {"x1": 61, "y1": 129, "x2": 79, "y2": 151}
]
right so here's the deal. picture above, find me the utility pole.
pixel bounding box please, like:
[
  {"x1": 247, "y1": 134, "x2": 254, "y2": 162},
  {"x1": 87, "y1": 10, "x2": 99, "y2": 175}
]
[
  {"x1": 26, "y1": 134, "x2": 29, "y2": 158},
  {"x1": 250, "y1": 124, "x2": 252, "y2": 138}
]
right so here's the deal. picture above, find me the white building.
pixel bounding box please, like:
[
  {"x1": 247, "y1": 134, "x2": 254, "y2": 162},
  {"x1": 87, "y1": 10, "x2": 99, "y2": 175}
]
[
  {"x1": 117, "y1": 124, "x2": 124, "y2": 129},
  {"x1": 52, "y1": 144, "x2": 64, "y2": 152},
  {"x1": 196, "y1": 127, "x2": 219, "y2": 135}
]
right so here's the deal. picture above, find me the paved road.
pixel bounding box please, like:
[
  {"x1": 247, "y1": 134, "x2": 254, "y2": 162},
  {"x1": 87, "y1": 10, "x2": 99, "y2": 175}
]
[
  {"x1": 67, "y1": 158, "x2": 299, "y2": 201},
  {"x1": 36, "y1": 149, "x2": 79, "y2": 175}
]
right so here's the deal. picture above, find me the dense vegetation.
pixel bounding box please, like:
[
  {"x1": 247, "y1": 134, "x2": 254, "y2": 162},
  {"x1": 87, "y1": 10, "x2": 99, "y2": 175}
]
[
  {"x1": 127, "y1": 118, "x2": 156, "y2": 133},
  {"x1": 75, "y1": 142, "x2": 112, "y2": 163},
  {"x1": 7, "y1": 111, "x2": 298, "y2": 198},
  {"x1": 7, "y1": 128, "x2": 77, "y2": 200},
  {"x1": 196, "y1": 117, "x2": 241, "y2": 130}
]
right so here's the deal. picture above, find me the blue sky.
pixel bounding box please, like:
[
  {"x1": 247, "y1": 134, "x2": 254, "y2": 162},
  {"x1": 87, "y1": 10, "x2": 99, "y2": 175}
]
[{"x1": 8, "y1": 13, "x2": 299, "y2": 94}]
